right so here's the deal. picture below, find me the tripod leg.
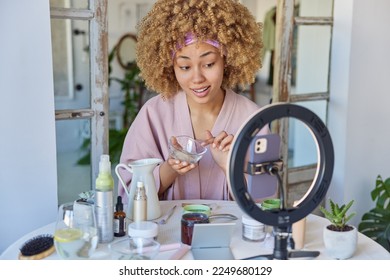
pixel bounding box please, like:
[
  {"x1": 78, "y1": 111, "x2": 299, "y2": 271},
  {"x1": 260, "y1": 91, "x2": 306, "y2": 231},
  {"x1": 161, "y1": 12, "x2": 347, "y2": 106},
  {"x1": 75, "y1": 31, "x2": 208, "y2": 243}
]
[
  {"x1": 288, "y1": 250, "x2": 320, "y2": 259},
  {"x1": 242, "y1": 254, "x2": 274, "y2": 260}
]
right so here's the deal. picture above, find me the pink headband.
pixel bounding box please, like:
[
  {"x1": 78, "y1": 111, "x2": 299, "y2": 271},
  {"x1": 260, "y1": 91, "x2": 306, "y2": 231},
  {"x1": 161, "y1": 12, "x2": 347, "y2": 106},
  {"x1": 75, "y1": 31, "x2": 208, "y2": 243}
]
[{"x1": 172, "y1": 33, "x2": 226, "y2": 58}]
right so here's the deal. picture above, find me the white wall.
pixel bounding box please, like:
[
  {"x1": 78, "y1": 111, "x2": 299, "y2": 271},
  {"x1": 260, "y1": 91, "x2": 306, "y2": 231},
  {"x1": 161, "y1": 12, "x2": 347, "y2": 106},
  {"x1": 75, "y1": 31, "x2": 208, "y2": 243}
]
[
  {"x1": 0, "y1": 0, "x2": 58, "y2": 253},
  {"x1": 328, "y1": 0, "x2": 390, "y2": 225}
]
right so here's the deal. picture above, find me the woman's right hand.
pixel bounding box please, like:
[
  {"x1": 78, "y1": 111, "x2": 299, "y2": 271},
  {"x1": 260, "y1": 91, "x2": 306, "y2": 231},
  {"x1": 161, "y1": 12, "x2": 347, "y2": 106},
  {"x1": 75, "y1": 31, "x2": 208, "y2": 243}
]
[
  {"x1": 167, "y1": 157, "x2": 197, "y2": 175},
  {"x1": 158, "y1": 158, "x2": 197, "y2": 195}
]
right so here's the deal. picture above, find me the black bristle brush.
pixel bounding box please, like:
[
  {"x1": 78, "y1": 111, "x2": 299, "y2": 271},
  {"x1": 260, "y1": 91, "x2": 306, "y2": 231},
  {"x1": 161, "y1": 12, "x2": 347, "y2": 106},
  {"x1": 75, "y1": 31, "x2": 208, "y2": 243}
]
[{"x1": 19, "y1": 234, "x2": 55, "y2": 260}]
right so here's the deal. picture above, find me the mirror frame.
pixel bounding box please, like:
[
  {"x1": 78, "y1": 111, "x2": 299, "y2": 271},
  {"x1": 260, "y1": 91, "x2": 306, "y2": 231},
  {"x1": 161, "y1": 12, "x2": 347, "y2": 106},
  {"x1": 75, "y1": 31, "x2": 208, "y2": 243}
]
[{"x1": 116, "y1": 33, "x2": 137, "y2": 70}]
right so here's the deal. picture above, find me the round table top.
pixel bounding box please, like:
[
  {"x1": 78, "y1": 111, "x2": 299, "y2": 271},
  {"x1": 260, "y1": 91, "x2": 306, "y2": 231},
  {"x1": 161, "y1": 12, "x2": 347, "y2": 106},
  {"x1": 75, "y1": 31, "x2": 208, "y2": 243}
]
[{"x1": 1, "y1": 199, "x2": 389, "y2": 260}]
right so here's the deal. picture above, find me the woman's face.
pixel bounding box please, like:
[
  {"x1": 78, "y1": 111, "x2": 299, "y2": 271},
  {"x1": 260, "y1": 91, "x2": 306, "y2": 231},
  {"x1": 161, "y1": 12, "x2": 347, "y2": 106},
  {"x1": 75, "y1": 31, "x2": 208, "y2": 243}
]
[{"x1": 173, "y1": 42, "x2": 225, "y2": 104}]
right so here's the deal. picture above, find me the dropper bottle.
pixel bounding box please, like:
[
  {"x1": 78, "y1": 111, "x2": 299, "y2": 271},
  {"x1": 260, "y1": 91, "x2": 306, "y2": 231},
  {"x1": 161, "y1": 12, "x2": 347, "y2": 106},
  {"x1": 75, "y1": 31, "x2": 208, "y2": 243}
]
[
  {"x1": 114, "y1": 196, "x2": 126, "y2": 237},
  {"x1": 95, "y1": 154, "x2": 114, "y2": 243}
]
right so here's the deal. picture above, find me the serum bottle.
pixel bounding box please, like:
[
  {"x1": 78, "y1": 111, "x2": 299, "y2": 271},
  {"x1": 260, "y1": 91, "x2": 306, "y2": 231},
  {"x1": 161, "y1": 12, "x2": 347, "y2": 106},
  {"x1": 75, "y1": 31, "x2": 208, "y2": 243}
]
[
  {"x1": 133, "y1": 181, "x2": 147, "y2": 222},
  {"x1": 114, "y1": 196, "x2": 126, "y2": 237}
]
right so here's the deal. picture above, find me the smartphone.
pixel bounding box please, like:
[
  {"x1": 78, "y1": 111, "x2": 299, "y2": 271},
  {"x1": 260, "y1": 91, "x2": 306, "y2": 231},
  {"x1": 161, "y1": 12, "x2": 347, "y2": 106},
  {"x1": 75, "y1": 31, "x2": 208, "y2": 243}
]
[{"x1": 246, "y1": 134, "x2": 281, "y2": 201}]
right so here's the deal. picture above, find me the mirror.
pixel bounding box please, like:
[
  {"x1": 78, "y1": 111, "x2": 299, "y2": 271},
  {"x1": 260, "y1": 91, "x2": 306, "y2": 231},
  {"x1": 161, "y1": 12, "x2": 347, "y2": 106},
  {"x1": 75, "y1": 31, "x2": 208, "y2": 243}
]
[{"x1": 116, "y1": 33, "x2": 137, "y2": 70}]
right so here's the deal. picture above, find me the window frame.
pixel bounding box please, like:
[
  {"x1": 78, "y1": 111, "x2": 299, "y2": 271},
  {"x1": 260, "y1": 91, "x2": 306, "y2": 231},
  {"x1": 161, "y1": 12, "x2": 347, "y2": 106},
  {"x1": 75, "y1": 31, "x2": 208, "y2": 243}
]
[
  {"x1": 51, "y1": 0, "x2": 109, "y2": 188},
  {"x1": 273, "y1": 0, "x2": 333, "y2": 204}
]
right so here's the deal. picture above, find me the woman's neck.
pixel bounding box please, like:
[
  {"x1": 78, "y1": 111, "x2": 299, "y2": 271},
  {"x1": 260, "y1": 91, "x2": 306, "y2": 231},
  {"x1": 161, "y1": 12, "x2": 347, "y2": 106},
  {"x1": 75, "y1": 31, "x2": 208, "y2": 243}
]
[{"x1": 187, "y1": 89, "x2": 226, "y2": 139}]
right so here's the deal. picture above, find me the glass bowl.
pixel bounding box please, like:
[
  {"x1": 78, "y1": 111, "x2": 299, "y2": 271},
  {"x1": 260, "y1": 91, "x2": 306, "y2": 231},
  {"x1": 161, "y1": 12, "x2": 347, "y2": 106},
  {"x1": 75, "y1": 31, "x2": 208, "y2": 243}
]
[
  {"x1": 109, "y1": 237, "x2": 160, "y2": 260},
  {"x1": 168, "y1": 135, "x2": 207, "y2": 164}
]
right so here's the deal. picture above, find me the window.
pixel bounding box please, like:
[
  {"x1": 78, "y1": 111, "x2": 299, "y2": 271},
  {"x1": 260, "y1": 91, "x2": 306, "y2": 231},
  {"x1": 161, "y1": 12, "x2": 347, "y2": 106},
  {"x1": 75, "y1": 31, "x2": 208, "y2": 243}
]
[
  {"x1": 51, "y1": 0, "x2": 108, "y2": 205},
  {"x1": 273, "y1": 0, "x2": 333, "y2": 205}
]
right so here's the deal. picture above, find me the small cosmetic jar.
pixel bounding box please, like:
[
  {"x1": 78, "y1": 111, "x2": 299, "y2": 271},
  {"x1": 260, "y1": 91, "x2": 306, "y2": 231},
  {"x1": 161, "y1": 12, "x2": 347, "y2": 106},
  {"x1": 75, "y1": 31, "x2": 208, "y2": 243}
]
[
  {"x1": 242, "y1": 214, "x2": 266, "y2": 242},
  {"x1": 261, "y1": 198, "x2": 281, "y2": 211},
  {"x1": 128, "y1": 221, "x2": 158, "y2": 240},
  {"x1": 181, "y1": 213, "x2": 209, "y2": 245},
  {"x1": 183, "y1": 204, "x2": 211, "y2": 216}
]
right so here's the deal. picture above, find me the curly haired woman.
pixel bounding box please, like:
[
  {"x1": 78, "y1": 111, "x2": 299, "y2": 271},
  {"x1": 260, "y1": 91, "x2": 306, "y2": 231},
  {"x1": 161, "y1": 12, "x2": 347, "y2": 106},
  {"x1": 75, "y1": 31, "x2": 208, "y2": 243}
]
[{"x1": 118, "y1": 0, "x2": 268, "y2": 201}]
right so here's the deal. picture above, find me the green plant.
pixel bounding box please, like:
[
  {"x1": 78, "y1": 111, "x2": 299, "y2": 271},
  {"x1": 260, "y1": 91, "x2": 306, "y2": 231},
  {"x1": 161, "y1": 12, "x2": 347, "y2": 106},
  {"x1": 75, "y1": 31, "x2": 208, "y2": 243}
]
[
  {"x1": 110, "y1": 60, "x2": 142, "y2": 129},
  {"x1": 320, "y1": 199, "x2": 356, "y2": 231},
  {"x1": 358, "y1": 175, "x2": 390, "y2": 252}
]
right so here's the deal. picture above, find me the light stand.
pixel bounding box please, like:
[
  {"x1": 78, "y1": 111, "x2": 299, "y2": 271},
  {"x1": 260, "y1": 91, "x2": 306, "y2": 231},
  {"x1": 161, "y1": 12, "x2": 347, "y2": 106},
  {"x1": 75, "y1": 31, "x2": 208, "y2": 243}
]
[{"x1": 227, "y1": 103, "x2": 334, "y2": 260}]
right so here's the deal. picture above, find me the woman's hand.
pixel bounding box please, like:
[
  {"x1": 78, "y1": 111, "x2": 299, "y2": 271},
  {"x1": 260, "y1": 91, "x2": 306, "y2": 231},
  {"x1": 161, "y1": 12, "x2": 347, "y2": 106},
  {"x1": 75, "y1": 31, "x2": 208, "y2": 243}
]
[
  {"x1": 201, "y1": 130, "x2": 234, "y2": 173},
  {"x1": 158, "y1": 158, "x2": 197, "y2": 195},
  {"x1": 167, "y1": 157, "x2": 197, "y2": 175}
]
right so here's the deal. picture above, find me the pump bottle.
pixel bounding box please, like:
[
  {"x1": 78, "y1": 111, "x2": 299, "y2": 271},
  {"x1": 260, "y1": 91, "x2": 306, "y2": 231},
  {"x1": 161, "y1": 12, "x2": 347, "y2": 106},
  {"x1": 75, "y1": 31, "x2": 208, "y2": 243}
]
[
  {"x1": 95, "y1": 154, "x2": 114, "y2": 243},
  {"x1": 133, "y1": 181, "x2": 147, "y2": 222}
]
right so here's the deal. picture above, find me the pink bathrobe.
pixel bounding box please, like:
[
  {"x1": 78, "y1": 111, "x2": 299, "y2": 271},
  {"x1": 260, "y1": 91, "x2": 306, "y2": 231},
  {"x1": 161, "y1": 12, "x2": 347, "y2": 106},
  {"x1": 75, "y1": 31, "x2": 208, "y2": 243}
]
[{"x1": 118, "y1": 89, "x2": 261, "y2": 201}]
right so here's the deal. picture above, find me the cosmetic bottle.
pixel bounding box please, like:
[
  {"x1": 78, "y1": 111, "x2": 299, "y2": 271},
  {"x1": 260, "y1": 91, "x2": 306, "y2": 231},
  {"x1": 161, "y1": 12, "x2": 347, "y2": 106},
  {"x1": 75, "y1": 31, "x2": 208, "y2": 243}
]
[
  {"x1": 114, "y1": 196, "x2": 126, "y2": 237},
  {"x1": 133, "y1": 181, "x2": 147, "y2": 222},
  {"x1": 95, "y1": 154, "x2": 114, "y2": 243}
]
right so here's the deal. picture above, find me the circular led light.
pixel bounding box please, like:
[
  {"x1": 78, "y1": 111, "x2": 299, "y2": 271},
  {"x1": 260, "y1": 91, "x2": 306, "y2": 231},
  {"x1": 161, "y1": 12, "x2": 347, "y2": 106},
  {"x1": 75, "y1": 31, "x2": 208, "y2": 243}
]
[{"x1": 227, "y1": 103, "x2": 334, "y2": 227}]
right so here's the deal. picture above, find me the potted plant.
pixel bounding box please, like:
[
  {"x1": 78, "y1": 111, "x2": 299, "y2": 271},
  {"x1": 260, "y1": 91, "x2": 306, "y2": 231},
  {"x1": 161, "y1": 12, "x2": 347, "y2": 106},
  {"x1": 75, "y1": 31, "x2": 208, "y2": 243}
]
[
  {"x1": 358, "y1": 175, "x2": 390, "y2": 252},
  {"x1": 319, "y1": 199, "x2": 357, "y2": 259}
]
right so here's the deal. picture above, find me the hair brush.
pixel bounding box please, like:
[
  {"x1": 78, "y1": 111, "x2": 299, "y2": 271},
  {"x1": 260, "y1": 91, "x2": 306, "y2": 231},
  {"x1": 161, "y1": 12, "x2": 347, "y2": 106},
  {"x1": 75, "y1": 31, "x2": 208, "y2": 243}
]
[{"x1": 19, "y1": 234, "x2": 55, "y2": 260}]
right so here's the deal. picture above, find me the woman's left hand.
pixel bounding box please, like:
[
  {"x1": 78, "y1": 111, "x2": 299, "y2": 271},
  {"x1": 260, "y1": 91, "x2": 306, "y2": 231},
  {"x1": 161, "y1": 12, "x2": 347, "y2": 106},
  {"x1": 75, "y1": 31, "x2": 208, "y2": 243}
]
[{"x1": 201, "y1": 130, "x2": 234, "y2": 172}]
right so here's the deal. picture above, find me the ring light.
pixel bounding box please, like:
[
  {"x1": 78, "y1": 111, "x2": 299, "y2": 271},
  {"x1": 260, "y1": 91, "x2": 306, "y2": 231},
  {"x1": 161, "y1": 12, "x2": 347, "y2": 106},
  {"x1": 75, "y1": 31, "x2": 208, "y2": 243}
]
[{"x1": 227, "y1": 103, "x2": 334, "y2": 259}]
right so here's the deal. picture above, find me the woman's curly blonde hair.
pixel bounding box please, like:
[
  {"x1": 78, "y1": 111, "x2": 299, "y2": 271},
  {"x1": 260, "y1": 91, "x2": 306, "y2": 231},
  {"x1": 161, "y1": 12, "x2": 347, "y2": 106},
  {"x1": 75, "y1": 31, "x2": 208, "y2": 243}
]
[{"x1": 136, "y1": 0, "x2": 263, "y2": 99}]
